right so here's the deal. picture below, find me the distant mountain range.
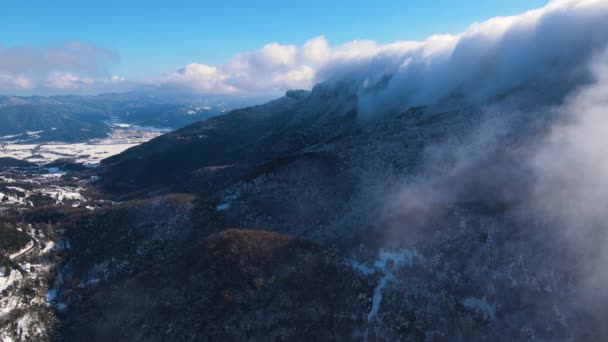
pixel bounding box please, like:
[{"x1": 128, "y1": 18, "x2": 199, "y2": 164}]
[{"x1": 0, "y1": 92, "x2": 271, "y2": 142}]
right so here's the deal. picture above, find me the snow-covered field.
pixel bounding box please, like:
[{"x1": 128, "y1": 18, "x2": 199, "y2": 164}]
[
  {"x1": 0, "y1": 126, "x2": 164, "y2": 165},
  {"x1": 0, "y1": 170, "x2": 89, "y2": 209},
  {"x1": 0, "y1": 123, "x2": 171, "y2": 341},
  {"x1": 0, "y1": 125, "x2": 163, "y2": 211}
]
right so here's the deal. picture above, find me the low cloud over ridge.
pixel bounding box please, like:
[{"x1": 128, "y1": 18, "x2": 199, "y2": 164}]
[
  {"x1": 1, "y1": 0, "x2": 607, "y2": 98},
  {"x1": 159, "y1": 0, "x2": 608, "y2": 103}
]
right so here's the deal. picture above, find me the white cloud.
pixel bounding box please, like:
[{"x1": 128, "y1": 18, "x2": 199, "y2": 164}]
[
  {"x1": 159, "y1": 63, "x2": 236, "y2": 93},
  {"x1": 158, "y1": 0, "x2": 608, "y2": 98},
  {"x1": 1, "y1": 0, "x2": 607, "y2": 97},
  {"x1": 0, "y1": 41, "x2": 117, "y2": 75},
  {"x1": 0, "y1": 41, "x2": 121, "y2": 94},
  {"x1": 301, "y1": 36, "x2": 331, "y2": 64},
  {"x1": 252, "y1": 42, "x2": 298, "y2": 70},
  {"x1": 159, "y1": 40, "x2": 317, "y2": 94},
  {"x1": 45, "y1": 72, "x2": 91, "y2": 90},
  {"x1": 531, "y1": 49, "x2": 608, "y2": 246},
  {"x1": 0, "y1": 74, "x2": 34, "y2": 90},
  {"x1": 42, "y1": 72, "x2": 128, "y2": 93},
  {"x1": 321, "y1": 0, "x2": 608, "y2": 117},
  {"x1": 156, "y1": 35, "x2": 385, "y2": 94}
]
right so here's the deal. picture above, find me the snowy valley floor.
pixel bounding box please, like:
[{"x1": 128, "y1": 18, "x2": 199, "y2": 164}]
[{"x1": 0, "y1": 126, "x2": 163, "y2": 342}]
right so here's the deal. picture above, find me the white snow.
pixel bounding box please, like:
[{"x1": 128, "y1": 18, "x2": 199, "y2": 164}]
[
  {"x1": 216, "y1": 203, "x2": 230, "y2": 211},
  {"x1": 0, "y1": 134, "x2": 23, "y2": 140},
  {"x1": 16, "y1": 314, "x2": 32, "y2": 338},
  {"x1": 349, "y1": 260, "x2": 375, "y2": 276},
  {"x1": 0, "y1": 126, "x2": 165, "y2": 165},
  {"x1": 6, "y1": 186, "x2": 26, "y2": 193},
  {"x1": 46, "y1": 289, "x2": 56, "y2": 302},
  {"x1": 0, "y1": 269, "x2": 21, "y2": 293},
  {"x1": 26, "y1": 131, "x2": 44, "y2": 135},
  {"x1": 187, "y1": 106, "x2": 212, "y2": 114},
  {"x1": 0, "y1": 192, "x2": 26, "y2": 205},
  {"x1": 130, "y1": 125, "x2": 171, "y2": 133},
  {"x1": 40, "y1": 241, "x2": 55, "y2": 254},
  {"x1": 0, "y1": 124, "x2": 175, "y2": 340},
  {"x1": 0, "y1": 213, "x2": 65, "y2": 340},
  {"x1": 351, "y1": 249, "x2": 424, "y2": 322},
  {"x1": 8, "y1": 241, "x2": 34, "y2": 259},
  {"x1": 217, "y1": 194, "x2": 238, "y2": 211},
  {"x1": 40, "y1": 185, "x2": 84, "y2": 203}
]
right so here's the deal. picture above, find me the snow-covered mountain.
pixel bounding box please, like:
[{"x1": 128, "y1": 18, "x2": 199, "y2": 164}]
[{"x1": 3, "y1": 0, "x2": 608, "y2": 341}]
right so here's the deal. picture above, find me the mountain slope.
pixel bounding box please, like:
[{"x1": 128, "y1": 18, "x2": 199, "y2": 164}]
[
  {"x1": 98, "y1": 90, "x2": 318, "y2": 195},
  {"x1": 53, "y1": 4, "x2": 608, "y2": 337},
  {"x1": 0, "y1": 92, "x2": 262, "y2": 143},
  {"x1": 58, "y1": 229, "x2": 373, "y2": 341},
  {"x1": 54, "y1": 82, "x2": 608, "y2": 340}
]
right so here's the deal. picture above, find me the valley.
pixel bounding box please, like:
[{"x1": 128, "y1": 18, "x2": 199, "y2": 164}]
[
  {"x1": 0, "y1": 125, "x2": 164, "y2": 166},
  {"x1": 0, "y1": 124, "x2": 166, "y2": 342},
  {"x1": 0, "y1": 217, "x2": 57, "y2": 342},
  {"x1": 0, "y1": 92, "x2": 276, "y2": 341},
  {"x1": 0, "y1": 1, "x2": 607, "y2": 339}
]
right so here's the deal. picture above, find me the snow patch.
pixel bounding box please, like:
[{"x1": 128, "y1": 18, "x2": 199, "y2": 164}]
[
  {"x1": 351, "y1": 249, "x2": 424, "y2": 322},
  {"x1": 26, "y1": 131, "x2": 44, "y2": 135},
  {"x1": 217, "y1": 194, "x2": 239, "y2": 211},
  {"x1": 0, "y1": 126, "x2": 166, "y2": 165},
  {"x1": 40, "y1": 241, "x2": 55, "y2": 254},
  {"x1": 8, "y1": 241, "x2": 34, "y2": 259},
  {"x1": 46, "y1": 289, "x2": 57, "y2": 302}
]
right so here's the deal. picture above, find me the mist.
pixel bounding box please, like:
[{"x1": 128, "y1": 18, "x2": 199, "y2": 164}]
[
  {"x1": 306, "y1": 2, "x2": 608, "y2": 336},
  {"x1": 315, "y1": 0, "x2": 608, "y2": 118},
  {"x1": 529, "y1": 50, "x2": 608, "y2": 304},
  {"x1": 317, "y1": 0, "x2": 608, "y2": 255}
]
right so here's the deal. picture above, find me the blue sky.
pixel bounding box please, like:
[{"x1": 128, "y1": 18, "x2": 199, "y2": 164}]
[{"x1": 1, "y1": 0, "x2": 548, "y2": 79}]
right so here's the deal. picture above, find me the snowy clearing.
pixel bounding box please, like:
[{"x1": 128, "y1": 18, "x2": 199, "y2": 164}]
[{"x1": 0, "y1": 127, "x2": 164, "y2": 165}]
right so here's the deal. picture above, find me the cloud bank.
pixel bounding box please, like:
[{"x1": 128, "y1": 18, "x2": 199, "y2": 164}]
[
  {"x1": 0, "y1": 41, "x2": 127, "y2": 94},
  {"x1": 529, "y1": 50, "x2": 608, "y2": 302},
  {"x1": 159, "y1": 0, "x2": 608, "y2": 104},
  {"x1": 329, "y1": 0, "x2": 608, "y2": 116},
  {"x1": 355, "y1": 1, "x2": 608, "y2": 328},
  {"x1": 1, "y1": 0, "x2": 607, "y2": 100}
]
